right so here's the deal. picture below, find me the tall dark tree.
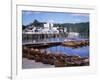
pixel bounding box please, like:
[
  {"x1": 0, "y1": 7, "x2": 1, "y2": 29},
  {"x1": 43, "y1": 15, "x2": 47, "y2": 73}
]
[
  {"x1": 32, "y1": 19, "x2": 44, "y2": 27},
  {"x1": 22, "y1": 25, "x2": 26, "y2": 30},
  {"x1": 33, "y1": 19, "x2": 39, "y2": 26}
]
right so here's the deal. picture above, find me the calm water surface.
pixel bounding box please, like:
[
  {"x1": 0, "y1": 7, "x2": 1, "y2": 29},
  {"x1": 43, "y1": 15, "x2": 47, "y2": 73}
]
[
  {"x1": 47, "y1": 46, "x2": 89, "y2": 57},
  {"x1": 23, "y1": 33, "x2": 89, "y2": 57}
]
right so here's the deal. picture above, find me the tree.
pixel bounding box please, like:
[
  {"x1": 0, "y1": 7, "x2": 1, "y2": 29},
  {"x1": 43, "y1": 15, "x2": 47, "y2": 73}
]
[
  {"x1": 22, "y1": 25, "x2": 26, "y2": 30},
  {"x1": 33, "y1": 19, "x2": 39, "y2": 27},
  {"x1": 32, "y1": 19, "x2": 44, "y2": 27}
]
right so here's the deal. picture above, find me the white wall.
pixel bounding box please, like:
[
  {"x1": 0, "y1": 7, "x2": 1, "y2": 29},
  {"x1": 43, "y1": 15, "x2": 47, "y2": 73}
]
[{"x1": 0, "y1": 0, "x2": 99, "y2": 80}]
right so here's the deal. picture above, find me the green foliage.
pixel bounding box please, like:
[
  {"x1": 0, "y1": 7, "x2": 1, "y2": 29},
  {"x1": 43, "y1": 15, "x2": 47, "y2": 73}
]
[
  {"x1": 22, "y1": 25, "x2": 26, "y2": 30},
  {"x1": 54, "y1": 22, "x2": 89, "y2": 33},
  {"x1": 32, "y1": 19, "x2": 44, "y2": 27}
]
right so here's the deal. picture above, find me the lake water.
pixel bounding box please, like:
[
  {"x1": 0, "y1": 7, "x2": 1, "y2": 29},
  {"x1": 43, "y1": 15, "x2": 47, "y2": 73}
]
[
  {"x1": 23, "y1": 33, "x2": 89, "y2": 58},
  {"x1": 47, "y1": 46, "x2": 89, "y2": 57},
  {"x1": 46, "y1": 36, "x2": 89, "y2": 58}
]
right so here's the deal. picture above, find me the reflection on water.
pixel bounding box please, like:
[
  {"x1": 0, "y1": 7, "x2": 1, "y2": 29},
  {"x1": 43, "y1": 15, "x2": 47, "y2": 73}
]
[
  {"x1": 47, "y1": 46, "x2": 89, "y2": 57},
  {"x1": 47, "y1": 37, "x2": 89, "y2": 42},
  {"x1": 46, "y1": 36, "x2": 89, "y2": 58},
  {"x1": 23, "y1": 33, "x2": 89, "y2": 58}
]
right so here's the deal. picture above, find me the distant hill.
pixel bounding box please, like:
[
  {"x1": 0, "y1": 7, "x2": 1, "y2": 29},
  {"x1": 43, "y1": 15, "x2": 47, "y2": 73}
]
[{"x1": 54, "y1": 22, "x2": 89, "y2": 33}]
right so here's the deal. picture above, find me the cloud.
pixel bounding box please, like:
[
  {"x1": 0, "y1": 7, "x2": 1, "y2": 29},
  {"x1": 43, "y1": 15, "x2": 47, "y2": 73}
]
[
  {"x1": 48, "y1": 20, "x2": 55, "y2": 23},
  {"x1": 22, "y1": 11, "x2": 33, "y2": 15},
  {"x1": 22, "y1": 11, "x2": 42, "y2": 16},
  {"x1": 71, "y1": 13, "x2": 89, "y2": 17}
]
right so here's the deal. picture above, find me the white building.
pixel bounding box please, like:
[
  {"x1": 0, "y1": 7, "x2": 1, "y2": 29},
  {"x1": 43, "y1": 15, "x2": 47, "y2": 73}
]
[
  {"x1": 23, "y1": 22, "x2": 59, "y2": 33},
  {"x1": 41, "y1": 22, "x2": 59, "y2": 33},
  {"x1": 68, "y1": 32, "x2": 79, "y2": 38}
]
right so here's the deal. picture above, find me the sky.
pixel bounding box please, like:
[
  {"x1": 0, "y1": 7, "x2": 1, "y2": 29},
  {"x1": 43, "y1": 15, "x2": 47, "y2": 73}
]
[{"x1": 22, "y1": 11, "x2": 89, "y2": 26}]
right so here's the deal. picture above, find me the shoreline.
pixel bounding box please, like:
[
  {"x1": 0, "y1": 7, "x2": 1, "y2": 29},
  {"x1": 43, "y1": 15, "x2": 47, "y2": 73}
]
[{"x1": 23, "y1": 46, "x2": 89, "y2": 68}]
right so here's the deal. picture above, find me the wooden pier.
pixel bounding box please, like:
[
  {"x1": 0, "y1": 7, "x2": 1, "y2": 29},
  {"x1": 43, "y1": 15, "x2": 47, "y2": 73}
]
[
  {"x1": 22, "y1": 32, "x2": 89, "y2": 48},
  {"x1": 23, "y1": 41, "x2": 62, "y2": 48}
]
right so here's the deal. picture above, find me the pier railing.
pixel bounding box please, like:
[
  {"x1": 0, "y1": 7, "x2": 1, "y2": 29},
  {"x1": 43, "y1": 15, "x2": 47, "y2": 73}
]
[{"x1": 22, "y1": 32, "x2": 68, "y2": 43}]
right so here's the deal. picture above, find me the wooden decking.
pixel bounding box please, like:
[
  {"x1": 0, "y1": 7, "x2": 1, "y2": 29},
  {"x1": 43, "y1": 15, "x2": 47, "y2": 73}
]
[{"x1": 23, "y1": 41, "x2": 62, "y2": 48}]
